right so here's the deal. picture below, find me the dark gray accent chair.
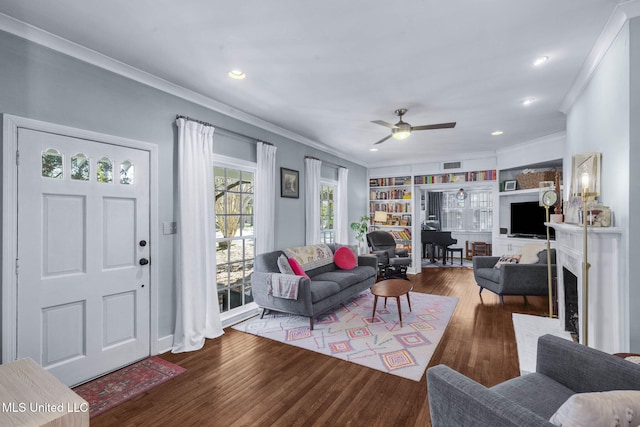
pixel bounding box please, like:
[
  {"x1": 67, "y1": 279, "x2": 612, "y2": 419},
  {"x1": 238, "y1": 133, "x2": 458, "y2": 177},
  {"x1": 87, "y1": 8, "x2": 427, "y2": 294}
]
[
  {"x1": 251, "y1": 244, "x2": 377, "y2": 329},
  {"x1": 366, "y1": 230, "x2": 411, "y2": 279},
  {"x1": 427, "y1": 334, "x2": 640, "y2": 427},
  {"x1": 472, "y1": 249, "x2": 556, "y2": 305}
]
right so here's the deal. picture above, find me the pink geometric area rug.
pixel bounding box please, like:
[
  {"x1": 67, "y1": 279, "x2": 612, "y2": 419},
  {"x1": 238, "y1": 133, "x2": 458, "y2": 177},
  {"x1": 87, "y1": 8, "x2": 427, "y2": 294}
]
[
  {"x1": 232, "y1": 290, "x2": 458, "y2": 381},
  {"x1": 72, "y1": 356, "x2": 186, "y2": 418}
]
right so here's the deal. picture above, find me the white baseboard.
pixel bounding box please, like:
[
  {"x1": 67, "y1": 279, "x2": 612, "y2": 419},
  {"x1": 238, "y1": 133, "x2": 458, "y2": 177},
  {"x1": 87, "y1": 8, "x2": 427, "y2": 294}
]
[
  {"x1": 154, "y1": 305, "x2": 260, "y2": 355},
  {"x1": 157, "y1": 335, "x2": 174, "y2": 354}
]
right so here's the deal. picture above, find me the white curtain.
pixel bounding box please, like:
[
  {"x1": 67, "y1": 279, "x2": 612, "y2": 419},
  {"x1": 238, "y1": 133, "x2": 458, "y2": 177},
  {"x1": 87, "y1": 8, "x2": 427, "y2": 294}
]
[
  {"x1": 172, "y1": 118, "x2": 223, "y2": 353},
  {"x1": 305, "y1": 157, "x2": 322, "y2": 245},
  {"x1": 255, "y1": 142, "x2": 277, "y2": 254},
  {"x1": 335, "y1": 167, "x2": 349, "y2": 243}
]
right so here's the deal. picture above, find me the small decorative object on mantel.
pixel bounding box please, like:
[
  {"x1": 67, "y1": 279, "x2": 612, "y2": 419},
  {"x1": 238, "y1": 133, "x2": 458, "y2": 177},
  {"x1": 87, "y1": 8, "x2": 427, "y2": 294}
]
[
  {"x1": 551, "y1": 170, "x2": 564, "y2": 222},
  {"x1": 588, "y1": 204, "x2": 612, "y2": 227}
]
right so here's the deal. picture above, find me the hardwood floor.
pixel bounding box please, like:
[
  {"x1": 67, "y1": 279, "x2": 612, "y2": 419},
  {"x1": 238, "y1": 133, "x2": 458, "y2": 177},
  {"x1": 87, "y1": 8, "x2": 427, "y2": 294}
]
[{"x1": 92, "y1": 268, "x2": 549, "y2": 426}]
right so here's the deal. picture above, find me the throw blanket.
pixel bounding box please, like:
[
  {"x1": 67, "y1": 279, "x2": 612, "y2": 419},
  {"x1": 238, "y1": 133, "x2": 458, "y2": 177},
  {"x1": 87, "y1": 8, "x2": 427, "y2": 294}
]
[
  {"x1": 283, "y1": 243, "x2": 334, "y2": 270},
  {"x1": 267, "y1": 273, "x2": 301, "y2": 300}
]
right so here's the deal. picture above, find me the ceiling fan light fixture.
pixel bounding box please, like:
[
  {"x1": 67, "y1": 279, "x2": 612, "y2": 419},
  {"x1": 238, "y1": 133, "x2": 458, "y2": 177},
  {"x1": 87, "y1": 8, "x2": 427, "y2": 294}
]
[{"x1": 391, "y1": 122, "x2": 412, "y2": 140}]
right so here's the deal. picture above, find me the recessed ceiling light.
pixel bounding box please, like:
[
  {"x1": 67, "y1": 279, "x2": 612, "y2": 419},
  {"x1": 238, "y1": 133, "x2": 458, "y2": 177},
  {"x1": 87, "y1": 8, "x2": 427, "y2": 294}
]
[
  {"x1": 491, "y1": 130, "x2": 504, "y2": 136},
  {"x1": 533, "y1": 56, "x2": 549, "y2": 67},
  {"x1": 522, "y1": 98, "x2": 536, "y2": 106},
  {"x1": 369, "y1": 148, "x2": 379, "y2": 152},
  {"x1": 228, "y1": 70, "x2": 246, "y2": 80}
]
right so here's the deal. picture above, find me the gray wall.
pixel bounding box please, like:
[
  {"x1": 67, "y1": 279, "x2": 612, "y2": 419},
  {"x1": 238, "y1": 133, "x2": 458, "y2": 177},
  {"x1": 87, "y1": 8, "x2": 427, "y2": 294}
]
[
  {"x1": 566, "y1": 18, "x2": 639, "y2": 351},
  {"x1": 0, "y1": 30, "x2": 368, "y2": 342}
]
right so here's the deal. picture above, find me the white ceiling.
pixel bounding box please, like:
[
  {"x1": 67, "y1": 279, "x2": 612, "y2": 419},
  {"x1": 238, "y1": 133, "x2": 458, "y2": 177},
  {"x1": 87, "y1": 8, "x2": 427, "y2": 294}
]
[{"x1": 0, "y1": 0, "x2": 630, "y2": 167}]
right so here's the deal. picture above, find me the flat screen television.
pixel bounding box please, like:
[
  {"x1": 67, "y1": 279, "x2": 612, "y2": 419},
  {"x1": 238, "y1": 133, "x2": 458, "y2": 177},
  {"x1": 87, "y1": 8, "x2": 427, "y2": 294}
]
[{"x1": 510, "y1": 201, "x2": 555, "y2": 239}]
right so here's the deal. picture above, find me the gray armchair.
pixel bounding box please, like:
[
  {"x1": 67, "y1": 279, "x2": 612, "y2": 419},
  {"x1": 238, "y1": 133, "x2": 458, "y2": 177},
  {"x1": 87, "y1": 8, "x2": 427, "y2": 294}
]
[
  {"x1": 472, "y1": 249, "x2": 555, "y2": 305},
  {"x1": 427, "y1": 334, "x2": 640, "y2": 427},
  {"x1": 366, "y1": 230, "x2": 411, "y2": 279}
]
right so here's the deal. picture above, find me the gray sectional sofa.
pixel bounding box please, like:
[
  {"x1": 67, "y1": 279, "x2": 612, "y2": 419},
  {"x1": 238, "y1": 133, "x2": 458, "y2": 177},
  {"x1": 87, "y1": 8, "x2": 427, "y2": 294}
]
[
  {"x1": 251, "y1": 244, "x2": 377, "y2": 329},
  {"x1": 427, "y1": 334, "x2": 640, "y2": 426}
]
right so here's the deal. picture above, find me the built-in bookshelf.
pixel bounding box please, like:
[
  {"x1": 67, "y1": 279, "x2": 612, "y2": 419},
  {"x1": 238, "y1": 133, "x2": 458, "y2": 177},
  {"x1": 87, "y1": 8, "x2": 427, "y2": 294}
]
[
  {"x1": 414, "y1": 169, "x2": 497, "y2": 185},
  {"x1": 369, "y1": 176, "x2": 413, "y2": 255}
]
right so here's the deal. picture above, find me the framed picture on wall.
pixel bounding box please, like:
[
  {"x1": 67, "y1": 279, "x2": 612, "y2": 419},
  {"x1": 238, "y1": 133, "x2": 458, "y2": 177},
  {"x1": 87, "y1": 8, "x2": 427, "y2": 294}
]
[{"x1": 280, "y1": 167, "x2": 299, "y2": 198}]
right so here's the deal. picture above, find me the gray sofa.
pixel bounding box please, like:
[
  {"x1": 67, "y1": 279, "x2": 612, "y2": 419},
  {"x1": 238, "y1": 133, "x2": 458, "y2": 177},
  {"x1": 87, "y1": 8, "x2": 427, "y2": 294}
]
[
  {"x1": 427, "y1": 334, "x2": 640, "y2": 426},
  {"x1": 251, "y1": 244, "x2": 377, "y2": 329},
  {"x1": 472, "y1": 249, "x2": 555, "y2": 305}
]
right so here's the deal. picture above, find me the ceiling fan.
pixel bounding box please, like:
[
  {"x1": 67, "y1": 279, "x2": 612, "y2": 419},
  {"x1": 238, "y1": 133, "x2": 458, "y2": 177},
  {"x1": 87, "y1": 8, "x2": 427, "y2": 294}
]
[{"x1": 371, "y1": 108, "x2": 456, "y2": 145}]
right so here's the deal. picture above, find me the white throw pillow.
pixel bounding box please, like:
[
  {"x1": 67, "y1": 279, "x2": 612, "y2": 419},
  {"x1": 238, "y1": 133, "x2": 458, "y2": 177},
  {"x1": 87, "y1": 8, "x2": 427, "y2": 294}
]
[
  {"x1": 519, "y1": 244, "x2": 547, "y2": 264},
  {"x1": 549, "y1": 390, "x2": 640, "y2": 427},
  {"x1": 277, "y1": 254, "x2": 295, "y2": 275}
]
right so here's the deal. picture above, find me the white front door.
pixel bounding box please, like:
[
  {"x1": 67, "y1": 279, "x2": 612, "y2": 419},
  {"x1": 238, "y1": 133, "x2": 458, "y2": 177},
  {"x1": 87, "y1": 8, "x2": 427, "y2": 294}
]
[{"x1": 16, "y1": 128, "x2": 150, "y2": 386}]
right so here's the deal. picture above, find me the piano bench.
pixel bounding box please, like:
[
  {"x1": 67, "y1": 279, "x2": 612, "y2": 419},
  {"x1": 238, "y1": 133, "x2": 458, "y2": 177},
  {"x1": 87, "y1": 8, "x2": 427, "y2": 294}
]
[{"x1": 446, "y1": 247, "x2": 464, "y2": 265}]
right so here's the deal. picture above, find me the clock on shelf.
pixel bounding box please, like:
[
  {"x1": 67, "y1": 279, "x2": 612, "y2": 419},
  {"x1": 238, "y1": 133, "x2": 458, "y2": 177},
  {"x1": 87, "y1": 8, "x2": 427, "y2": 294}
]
[{"x1": 542, "y1": 190, "x2": 558, "y2": 208}]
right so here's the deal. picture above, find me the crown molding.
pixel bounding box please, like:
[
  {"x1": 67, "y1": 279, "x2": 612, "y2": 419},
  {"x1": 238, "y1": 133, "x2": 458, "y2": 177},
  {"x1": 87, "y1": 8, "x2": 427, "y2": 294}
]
[
  {"x1": 0, "y1": 13, "x2": 366, "y2": 167},
  {"x1": 561, "y1": 0, "x2": 640, "y2": 113}
]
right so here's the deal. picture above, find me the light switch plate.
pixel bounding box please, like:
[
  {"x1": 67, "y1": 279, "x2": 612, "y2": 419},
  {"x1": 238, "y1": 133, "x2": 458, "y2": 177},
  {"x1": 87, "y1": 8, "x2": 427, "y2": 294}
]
[{"x1": 163, "y1": 221, "x2": 177, "y2": 235}]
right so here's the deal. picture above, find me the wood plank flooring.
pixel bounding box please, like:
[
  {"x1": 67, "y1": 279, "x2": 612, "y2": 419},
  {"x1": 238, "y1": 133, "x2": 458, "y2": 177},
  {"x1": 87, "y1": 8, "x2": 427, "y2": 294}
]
[{"x1": 92, "y1": 267, "x2": 549, "y2": 427}]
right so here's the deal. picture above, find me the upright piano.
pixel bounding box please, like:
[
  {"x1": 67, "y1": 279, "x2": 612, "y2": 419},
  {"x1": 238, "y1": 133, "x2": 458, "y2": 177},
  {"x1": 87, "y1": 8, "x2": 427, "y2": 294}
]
[{"x1": 421, "y1": 230, "x2": 457, "y2": 264}]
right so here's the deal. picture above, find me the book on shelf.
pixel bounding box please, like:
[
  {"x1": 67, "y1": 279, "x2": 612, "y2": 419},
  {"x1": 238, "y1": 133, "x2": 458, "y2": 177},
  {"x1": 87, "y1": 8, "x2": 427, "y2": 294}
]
[
  {"x1": 369, "y1": 176, "x2": 412, "y2": 187},
  {"x1": 388, "y1": 228, "x2": 412, "y2": 241},
  {"x1": 413, "y1": 169, "x2": 497, "y2": 185},
  {"x1": 369, "y1": 202, "x2": 411, "y2": 213},
  {"x1": 370, "y1": 189, "x2": 411, "y2": 200}
]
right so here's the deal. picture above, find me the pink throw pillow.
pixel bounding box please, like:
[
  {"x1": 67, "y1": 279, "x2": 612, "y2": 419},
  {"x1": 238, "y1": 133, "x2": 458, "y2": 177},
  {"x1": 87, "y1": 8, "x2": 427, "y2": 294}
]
[
  {"x1": 288, "y1": 257, "x2": 309, "y2": 278},
  {"x1": 334, "y1": 246, "x2": 357, "y2": 270}
]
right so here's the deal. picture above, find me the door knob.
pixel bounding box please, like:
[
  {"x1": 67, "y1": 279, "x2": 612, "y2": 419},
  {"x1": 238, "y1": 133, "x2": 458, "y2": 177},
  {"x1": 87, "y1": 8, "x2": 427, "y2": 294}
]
[
  {"x1": 139, "y1": 240, "x2": 147, "y2": 247},
  {"x1": 139, "y1": 258, "x2": 149, "y2": 266}
]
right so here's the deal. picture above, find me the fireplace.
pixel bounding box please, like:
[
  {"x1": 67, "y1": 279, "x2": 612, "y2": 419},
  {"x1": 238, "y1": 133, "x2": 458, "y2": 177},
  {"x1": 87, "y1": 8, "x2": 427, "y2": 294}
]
[
  {"x1": 563, "y1": 267, "x2": 579, "y2": 338},
  {"x1": 547, "y1": 222, "x2": 624, "y2": 353}
]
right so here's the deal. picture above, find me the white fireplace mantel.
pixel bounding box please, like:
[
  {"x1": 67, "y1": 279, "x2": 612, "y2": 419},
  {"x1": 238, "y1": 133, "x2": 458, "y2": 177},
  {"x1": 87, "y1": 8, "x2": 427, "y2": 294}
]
[{"x1": 547, "y1": 222, "x2": 625, "y2": 353}]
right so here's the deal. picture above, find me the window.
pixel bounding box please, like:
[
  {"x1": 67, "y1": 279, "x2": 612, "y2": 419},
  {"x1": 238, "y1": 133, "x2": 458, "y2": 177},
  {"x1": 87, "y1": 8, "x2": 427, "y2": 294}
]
[
  {"x1": 441, "y1": 189, "x2": 492, "y2": 231},
  {"x1": 320, "y1": 180, "x2": 336, "y2": 244},
  {"x1": 42, "y1": 148, "x2": 63, "y2": 179},
  {"x1": 215, "y1": 164, "x2": 255, "y2": 314}
]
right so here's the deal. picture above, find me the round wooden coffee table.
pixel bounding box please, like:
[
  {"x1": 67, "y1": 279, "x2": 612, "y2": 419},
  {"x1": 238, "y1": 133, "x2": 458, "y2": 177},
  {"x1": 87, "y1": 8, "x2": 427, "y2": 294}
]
[{"x1": 370, "y1": 279, "x2": 413, "y2": 327}]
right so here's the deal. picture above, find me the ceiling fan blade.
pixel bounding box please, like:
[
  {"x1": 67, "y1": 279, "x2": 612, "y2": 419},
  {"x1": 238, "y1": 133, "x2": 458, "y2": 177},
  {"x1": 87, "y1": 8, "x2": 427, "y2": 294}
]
[
  {"x1": 371, "y1": 120, "x2": 398, "y2": 129},
  {"x1": 373, "y1": 134, "x2": 392, "y2": 145},
  {"x1": 411, "y1": 122, "x2": 457, "y2": 131}
]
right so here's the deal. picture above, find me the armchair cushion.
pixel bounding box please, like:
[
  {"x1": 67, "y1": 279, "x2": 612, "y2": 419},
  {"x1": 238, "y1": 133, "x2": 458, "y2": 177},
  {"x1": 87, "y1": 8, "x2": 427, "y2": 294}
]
[
  {"x1": 519, "y1": 244, "x2": 547, "y2": 264},
  {"x1": 494, "y1": 254, "x2": 521, "y2": 269},
  {"x1": 549, "y1": 390, "x2": 640, "y2": 426}
]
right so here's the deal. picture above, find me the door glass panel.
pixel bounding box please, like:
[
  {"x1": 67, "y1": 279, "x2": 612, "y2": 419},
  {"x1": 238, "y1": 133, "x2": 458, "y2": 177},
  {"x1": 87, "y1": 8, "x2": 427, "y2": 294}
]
[
  {"x1": 42, "y1": 149, "x2": 63, "y2": 179},
  {"x1": 97, "y1": 157, "x2": 113, "y2": 183},
  {"x1": 229, "y1": 240, "x2": 243, "y2": 263},
  {"x1": 70, "y1": 153, "x2": 89, "y2": 181},
  {"x1": 120, "y1": 160, "x2": 134, "y2": 185}
]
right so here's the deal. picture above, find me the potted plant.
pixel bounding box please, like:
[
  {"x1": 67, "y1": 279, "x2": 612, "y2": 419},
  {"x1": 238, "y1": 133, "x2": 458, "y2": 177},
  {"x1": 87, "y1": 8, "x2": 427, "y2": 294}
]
[{"x1": 350, "y1": 216, "x2": 370, "y2": 254}]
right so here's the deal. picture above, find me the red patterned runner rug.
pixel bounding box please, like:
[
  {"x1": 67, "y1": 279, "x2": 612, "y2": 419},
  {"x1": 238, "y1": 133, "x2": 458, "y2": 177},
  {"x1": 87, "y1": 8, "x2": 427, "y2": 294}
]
[{"x1": 72, "y1": 356, "x2": 186, "y2": 418}]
